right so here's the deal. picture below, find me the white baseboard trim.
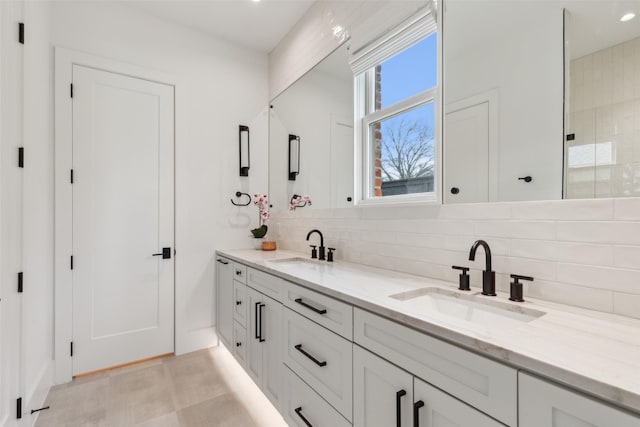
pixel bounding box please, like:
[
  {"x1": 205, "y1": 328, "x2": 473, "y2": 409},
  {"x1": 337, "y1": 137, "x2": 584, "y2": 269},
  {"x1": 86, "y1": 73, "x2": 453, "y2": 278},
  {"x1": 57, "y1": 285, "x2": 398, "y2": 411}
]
[
  {"x1": 24, "y1": 361, "x2": 54, "y2": 426},
  {"x1": 175, "y1": 326, "x2": 218, "y2": 356}
]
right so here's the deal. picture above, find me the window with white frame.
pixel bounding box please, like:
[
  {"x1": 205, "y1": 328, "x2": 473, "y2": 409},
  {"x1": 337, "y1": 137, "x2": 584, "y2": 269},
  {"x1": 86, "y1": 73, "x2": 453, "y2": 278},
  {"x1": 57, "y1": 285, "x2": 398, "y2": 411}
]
[{"x1": 352, "y1": 9, "x2": 439, "y2": 203}]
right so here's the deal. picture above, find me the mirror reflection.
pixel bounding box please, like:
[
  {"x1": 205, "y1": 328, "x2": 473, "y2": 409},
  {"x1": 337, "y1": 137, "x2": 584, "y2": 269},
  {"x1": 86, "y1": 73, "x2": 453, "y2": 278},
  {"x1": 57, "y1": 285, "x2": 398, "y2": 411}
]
[
  {"x1": 269, "y1": 44, "x2": 353, "y2": 211},
  {"x1": 443, "y1": 1, "x2": 564, "y2": 203},
  {"x1": 564, "y1": 1, "x2": 640, "y2": 199},
  {"x1": 268, "y1": 1, "x2": 640, "y2": 208}
]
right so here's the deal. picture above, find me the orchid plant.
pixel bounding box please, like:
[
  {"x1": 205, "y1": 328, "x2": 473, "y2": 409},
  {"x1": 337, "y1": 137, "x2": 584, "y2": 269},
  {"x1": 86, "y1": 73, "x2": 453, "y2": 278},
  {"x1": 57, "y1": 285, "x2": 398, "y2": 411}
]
[
  {"x1": 251, "y1": 194, "x2": 269, "y2": 238},
  {"x1": 290, "y1": 194, "x2": 312, "y2": 211}
]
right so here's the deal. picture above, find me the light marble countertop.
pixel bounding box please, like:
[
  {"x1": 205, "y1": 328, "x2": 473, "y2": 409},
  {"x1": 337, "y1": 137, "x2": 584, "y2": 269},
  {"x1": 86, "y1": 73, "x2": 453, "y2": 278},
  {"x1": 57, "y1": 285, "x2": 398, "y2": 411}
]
[{"x1": 217, "y1": 248, "x2": 640, "y2": 415}]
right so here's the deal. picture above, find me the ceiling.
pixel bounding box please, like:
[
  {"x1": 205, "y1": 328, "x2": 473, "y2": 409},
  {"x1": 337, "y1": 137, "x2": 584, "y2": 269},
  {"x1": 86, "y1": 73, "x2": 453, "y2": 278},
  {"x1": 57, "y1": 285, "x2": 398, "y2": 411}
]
[
  {"x1": 123, "y1": 0, "x2": 315, "y2": 53},
  {"x1": 566, "y1": 1, "x2": 640, "y2": 59}
]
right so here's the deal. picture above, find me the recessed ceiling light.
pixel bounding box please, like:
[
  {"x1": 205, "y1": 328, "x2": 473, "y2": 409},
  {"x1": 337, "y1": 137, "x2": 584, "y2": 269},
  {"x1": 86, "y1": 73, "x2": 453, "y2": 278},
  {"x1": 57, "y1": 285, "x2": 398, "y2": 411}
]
[{"x1": 620, "y1": 12, "x2": 636, "y2": 22}]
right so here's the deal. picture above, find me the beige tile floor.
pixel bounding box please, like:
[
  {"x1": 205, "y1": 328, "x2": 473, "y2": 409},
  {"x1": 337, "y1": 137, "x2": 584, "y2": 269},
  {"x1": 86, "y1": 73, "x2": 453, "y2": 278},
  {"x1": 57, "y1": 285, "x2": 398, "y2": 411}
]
[{"x1": 36, "y1": 346, "x2": 288, "y2": 427}]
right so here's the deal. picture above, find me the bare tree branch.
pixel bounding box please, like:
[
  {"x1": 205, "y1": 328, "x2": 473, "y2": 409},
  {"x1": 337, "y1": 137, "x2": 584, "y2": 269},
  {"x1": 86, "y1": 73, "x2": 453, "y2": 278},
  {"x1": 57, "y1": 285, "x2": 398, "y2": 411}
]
[{"x1": 379, "y1": 118, "x2": 434, "y2": 181}]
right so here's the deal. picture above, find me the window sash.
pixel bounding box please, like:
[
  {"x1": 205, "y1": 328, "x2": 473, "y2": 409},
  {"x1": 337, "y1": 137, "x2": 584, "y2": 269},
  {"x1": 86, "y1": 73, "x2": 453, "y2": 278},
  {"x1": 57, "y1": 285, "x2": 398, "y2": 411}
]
[{"x1": 362, "y1": 88, "x2": 437, "y2": 201}]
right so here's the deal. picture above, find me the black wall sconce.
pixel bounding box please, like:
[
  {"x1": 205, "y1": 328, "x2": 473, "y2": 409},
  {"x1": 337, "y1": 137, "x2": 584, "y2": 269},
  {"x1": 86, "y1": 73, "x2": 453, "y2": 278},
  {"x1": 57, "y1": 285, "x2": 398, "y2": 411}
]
[
  {"x1": 239, "y1": 125, "x2": 250, "y2": 177},
  {"x1": 289, "y1": 134, "x2": 300, "y2": 181}
]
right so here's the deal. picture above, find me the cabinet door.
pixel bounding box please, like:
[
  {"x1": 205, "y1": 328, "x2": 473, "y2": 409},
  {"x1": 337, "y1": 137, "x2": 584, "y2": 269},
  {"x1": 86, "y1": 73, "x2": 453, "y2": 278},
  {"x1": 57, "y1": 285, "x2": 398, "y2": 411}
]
[
  {"x1": 413, "y1": 377, "x2": 504, "y2": 427},
  {"x1": 262, "y1": 295, "x2": 283, "y2": 410},
  {"x1": 354, "y1": 346, "x2": 413, "y2": 427},
  {"x1": 216, "y1": 257, "x2": 233, "y2": 347},
  {"x1": 246, "y1": 286, "x2": 264, "y2": 385},
  {"x1": 519, "y1": 373, "x2": 640, "y2": 427}
]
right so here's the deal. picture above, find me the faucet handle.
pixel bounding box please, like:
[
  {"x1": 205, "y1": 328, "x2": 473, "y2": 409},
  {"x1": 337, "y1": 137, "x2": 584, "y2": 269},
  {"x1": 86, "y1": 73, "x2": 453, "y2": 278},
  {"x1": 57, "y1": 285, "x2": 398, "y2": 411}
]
[
  {"x1": 452, "y1": 266, "x2": 470, "y2": 291},
  {"x1": 327, "y1": 248, "x2": 336, "y2": 262},
  {"x1": 451, "y1": 265, "x2": 471, "y2": 291},
  {"x1": 509, "y1": 274, "x2": 533, "y2": 302},
  {"x1": 309, "y1": 245, "x2": 318, "y2": 259}
]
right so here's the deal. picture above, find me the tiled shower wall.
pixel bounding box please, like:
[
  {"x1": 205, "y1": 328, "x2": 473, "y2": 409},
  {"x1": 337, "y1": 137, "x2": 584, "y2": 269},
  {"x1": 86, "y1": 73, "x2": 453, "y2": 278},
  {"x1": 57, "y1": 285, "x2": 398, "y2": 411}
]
[
  {"x1": 566, "y1": 35, "x2": 640, "y2": 198},
  {"x1": 270, "y1": 198, "x2": 640, "y2": 319}
]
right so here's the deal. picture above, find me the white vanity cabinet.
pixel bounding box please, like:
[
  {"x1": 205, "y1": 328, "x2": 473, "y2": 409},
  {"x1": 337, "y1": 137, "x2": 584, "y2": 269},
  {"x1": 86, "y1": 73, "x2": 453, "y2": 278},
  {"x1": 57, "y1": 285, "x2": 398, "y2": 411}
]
[
  {"x1": 354, "y1": 345, "x2": 505, "y2": 427},
  {"x1": 245, "y1": 285, "x2": 283, "y2": 410},
  {"x1": 215, "y1": 256, "x2": 233, "y2": 347},
  {"x1": 519, "y1": 373, "x2": 640, "y2": 426}
]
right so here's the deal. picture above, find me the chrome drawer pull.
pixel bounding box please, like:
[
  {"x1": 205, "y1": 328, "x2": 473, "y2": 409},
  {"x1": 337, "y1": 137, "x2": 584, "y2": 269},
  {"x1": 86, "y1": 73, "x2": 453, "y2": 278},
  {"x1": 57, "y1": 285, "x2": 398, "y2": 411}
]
[
  {"x1": 294, "y1": 298, "x2": 327, "y2": 315},
  {"x1": 294, "y1": 407, "x2": 313, "y2": 427},
  {"x1": 294, "y1": 344, "x2": 327, "y2": 367}
]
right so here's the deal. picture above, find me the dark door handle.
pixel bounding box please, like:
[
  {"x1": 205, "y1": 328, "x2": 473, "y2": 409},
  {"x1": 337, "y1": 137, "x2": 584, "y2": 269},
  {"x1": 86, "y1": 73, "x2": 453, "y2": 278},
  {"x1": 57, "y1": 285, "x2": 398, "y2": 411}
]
[
  {"x1": 450, "y1": 187, "x2": 460, "y2": 194},
  {"x1": 294, "y1": 344, "x2": 327, "y2": 367},
  {"x1": 413, "y1": 400, "x2": 424, "y2": 427},
  {"x1": 152, "y1": 247, "x2": 171, "y2": 259},
  {"x1": 258, "y1": 303, "x2": 265, "y2": 342},
  {"x1": 396, "y1": 390, "x2": 407, "y2": 427},
  {"x1": 216, "y1": 259, "x2": 229, "y2": 265},
  {"x1": 294, "y1": 298, "x2": 327, "y2": 315},
  {"x1": 294, "y1": 407, "x2": 313, "y2": 427}
]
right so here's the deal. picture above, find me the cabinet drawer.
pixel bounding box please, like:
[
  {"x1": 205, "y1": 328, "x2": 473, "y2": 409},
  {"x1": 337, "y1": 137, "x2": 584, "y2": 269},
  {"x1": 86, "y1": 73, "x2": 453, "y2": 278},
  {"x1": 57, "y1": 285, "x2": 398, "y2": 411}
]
[
  {"x1": 519, "y1": 373, "x2": 640, "y2": 427},
  {"x1": 284, "y1": 282, "x2": 353, "y2": 340},
  {"x1": 282, "y1": 365, "x2": 351, "y2": 427},
  {"x1": 233, "y1": 281, "x2": 247, "y2": 327},
  {"x1": 248, "y1": 267, "x2": 285, "y2": 301},
  {"x1": 354, "y1": 308, "x2": 517, "y2": 426},
  {"x1": 233, "y1": 321, "x2": 247, "y2": 368},
  {"x1": 283, "y1": 307, "x2": 353, "y2": 421},
  {"x1": 233, "y1": 263, "x2": 247, "y2": 284}
]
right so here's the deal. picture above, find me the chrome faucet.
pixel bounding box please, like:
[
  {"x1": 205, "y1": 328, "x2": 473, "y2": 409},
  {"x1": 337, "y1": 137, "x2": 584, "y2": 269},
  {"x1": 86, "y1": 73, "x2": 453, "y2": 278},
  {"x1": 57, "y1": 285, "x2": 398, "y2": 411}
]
[
  {"x1": 468, "y1": 240, "x2": 496, "y2": 296},
  {"x1": 306, "y1": 229, "x2": 325, "y2": 260}
]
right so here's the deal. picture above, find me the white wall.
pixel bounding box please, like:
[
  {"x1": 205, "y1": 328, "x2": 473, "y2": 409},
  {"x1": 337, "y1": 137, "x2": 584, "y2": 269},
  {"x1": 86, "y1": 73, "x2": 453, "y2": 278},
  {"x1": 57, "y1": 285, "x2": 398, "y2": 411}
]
[
  {"x1": 444, "y1": 1, "x2": 564, "y2": 202},
  {"x1": 19, "y1": 0, "x2": 270, "y2": 389},
  {"x1": 270, "y1": 66, "x2": 353, "y2": 212}
]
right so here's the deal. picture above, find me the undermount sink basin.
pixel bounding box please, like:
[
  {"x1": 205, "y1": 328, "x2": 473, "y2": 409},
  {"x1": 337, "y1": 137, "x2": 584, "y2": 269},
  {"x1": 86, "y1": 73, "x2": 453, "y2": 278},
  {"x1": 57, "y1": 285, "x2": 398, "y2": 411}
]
[
  {"x1": 266, "y1": 257, "x2": 333, "y2": 272},
  {"x1": 389, "y1": 287, "x2": 545, "y2": 327}
]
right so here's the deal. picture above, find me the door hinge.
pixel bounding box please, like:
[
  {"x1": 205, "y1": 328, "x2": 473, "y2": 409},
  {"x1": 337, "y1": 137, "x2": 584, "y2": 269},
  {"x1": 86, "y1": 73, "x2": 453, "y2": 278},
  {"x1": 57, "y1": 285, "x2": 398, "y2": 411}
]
[
  {"x1": 18, "y1": 23, "x2": 24, "y2": 44},
  {"x1": 17, "y1": 272, "x2": 23, "y2": 293},
  {"x1": 18, "y1": 147, "x2": 24, "y2": 168},
  {"x1": 70, "y1": 169, "x2": 74, "y2": 184},
  {"x1": 70, "y1": 341, "x2": 73, "y2": 357},
  {"x1": 70, "y1": 255, "x2": 74, "y2": 270},
  {"x1": 16, "y1": 397, "x2": 22, "y2": 419},
  {"x1": 70, "y1": 83, "x2": 73, "y2": 98}
]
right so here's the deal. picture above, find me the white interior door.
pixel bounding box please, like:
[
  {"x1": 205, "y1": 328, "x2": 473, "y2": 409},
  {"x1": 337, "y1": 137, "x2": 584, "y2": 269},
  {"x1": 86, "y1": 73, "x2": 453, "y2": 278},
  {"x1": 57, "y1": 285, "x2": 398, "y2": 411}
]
[
  {"x1": 444, "y1": 102, "x2": 489, "y2": 204},
  {"x1": 330, "y1": 115, "x2": 354, "y2": 208},
  {"x1": 72, "y1": 65, "x2": 174, "y2": 375}
]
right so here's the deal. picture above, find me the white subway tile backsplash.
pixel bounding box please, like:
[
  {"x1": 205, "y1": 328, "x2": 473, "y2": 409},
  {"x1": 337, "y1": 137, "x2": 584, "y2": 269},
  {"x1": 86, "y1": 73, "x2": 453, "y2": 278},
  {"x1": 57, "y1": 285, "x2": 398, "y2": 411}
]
[
  {"x1": 272, "y1": 197, "x2": 640, "y2": 319},
  {"x1": 613, "y1": 293, "x2": 640, "y2": 319},
  {"x1": 614, "y1": 245, "x2": 640, "y2": 269},
  {"x1": 556, "y1": 263, "x2": 640, "y2": 294},
  {"x1": 527, "y1": 281, "x2": 615, "y2": 313},
  {"x1": 510, "y1": 199, "x2": 614, "y2": 220},
  {"x1": 557, "y1": 221, "x2": 640, "y2": 245}
]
